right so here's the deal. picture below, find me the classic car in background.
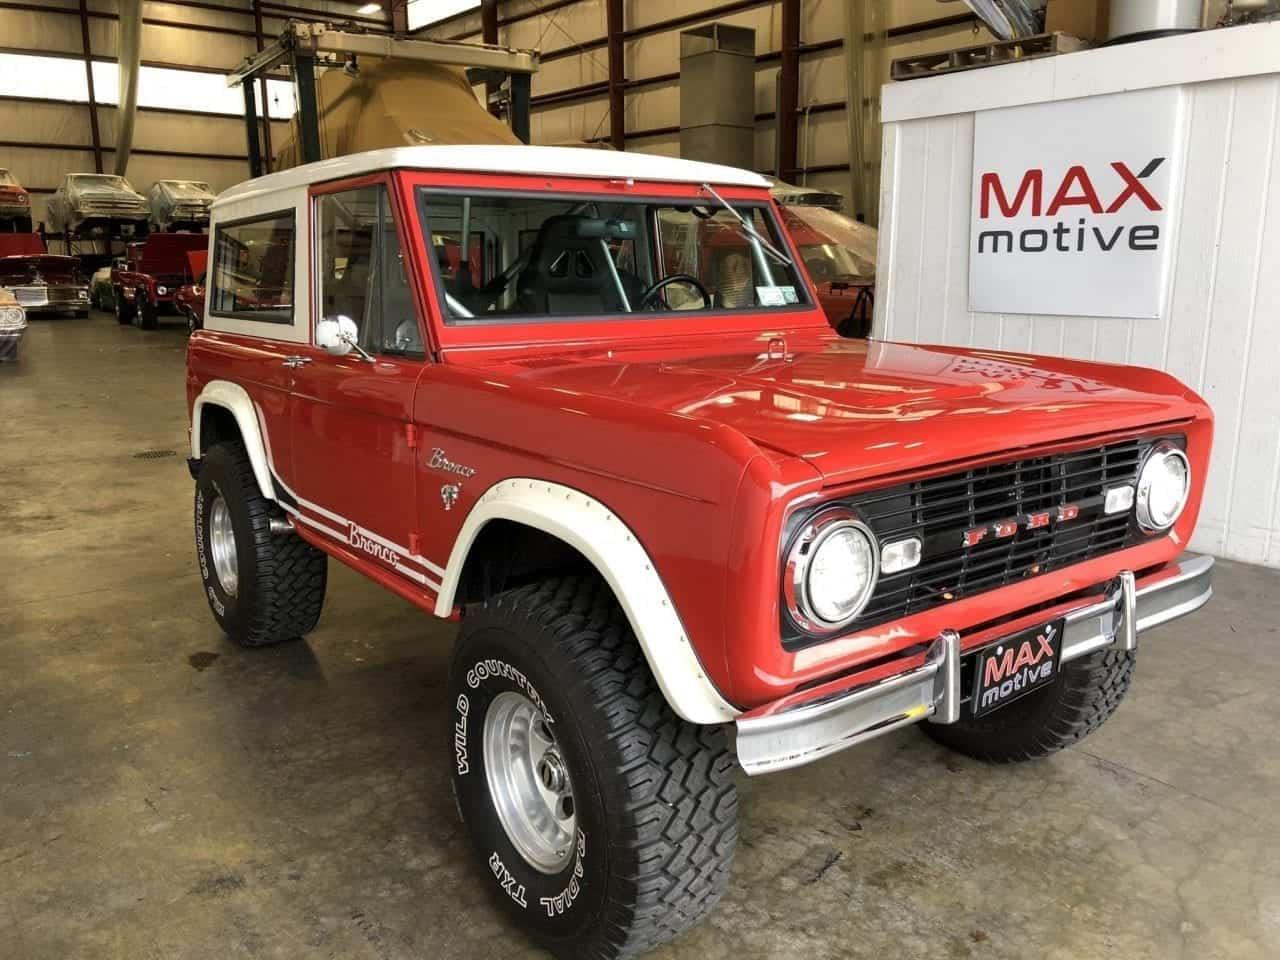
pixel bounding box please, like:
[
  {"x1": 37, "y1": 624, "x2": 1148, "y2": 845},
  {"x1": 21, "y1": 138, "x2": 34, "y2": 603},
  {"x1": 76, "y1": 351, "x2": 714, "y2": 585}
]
[
  {"x1": 0, "y1": 252, "x2": 89, "y2": 317},
  {"x1": 172, "y1": 247, "x2": 207, "y2": 334},
  {"x1": 112, "y1": 232, "x2": 207, "y2": 329},
  {"x1": 0, "y1": 288, "x2": 26, "y2": 361},
  {"x1": 148, "y1": 180, "x2": 215, "y2": 232},
  {"x1": 88, "y1": 262, "x2": 119, "y2": 311},
  {"x1": 0, "y1": 168, "x2": 32, "y2": 232},
  {"x1": 777, "y1": 203, "x2": 877, "y2": 339},
  {"x1": 47, "y1": 173, "x2": 149, "y2": 238}
]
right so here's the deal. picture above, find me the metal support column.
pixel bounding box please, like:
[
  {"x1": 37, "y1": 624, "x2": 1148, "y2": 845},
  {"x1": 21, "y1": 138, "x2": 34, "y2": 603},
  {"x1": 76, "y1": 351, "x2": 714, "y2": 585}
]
[
  {"x1": 777, "y1": 0, "x2": 801, "y2": 183},
  {"x1": 252, "y1": 0, "x2": 273, "y2": 174},
  {"x1": 510, "y1": 72, "x2": 531, "y2": 143},
  {"x1": 78, "y1": 0, "x2": 103, "y2": 174},
  {"x1": 481, "y1": 0, "x2": 501, "y2": 118},
  {"x1": 294, "y1": 50, "x2": 323, "y2": 165},
  {"x1": 243, "y1": 81, "x2": 264, "y2": 179},
  {"x1": 606, "y1": 0, "x2": 625, "y2": 150}
]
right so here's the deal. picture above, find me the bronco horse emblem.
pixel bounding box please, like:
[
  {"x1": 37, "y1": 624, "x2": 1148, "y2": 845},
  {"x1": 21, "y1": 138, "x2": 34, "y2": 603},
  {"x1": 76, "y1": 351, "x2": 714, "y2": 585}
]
[{"x1": 441, "y1": 483, "x2": 460, "y2": 511}]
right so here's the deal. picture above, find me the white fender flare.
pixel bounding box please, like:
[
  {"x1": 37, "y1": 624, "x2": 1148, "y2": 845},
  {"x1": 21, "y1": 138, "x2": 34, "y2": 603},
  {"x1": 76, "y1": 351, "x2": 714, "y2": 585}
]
[
  {"x1": 190, "y1": 380, "x2": 276, "y2": 501},
  {"x1": 435, "y1": 478, "x2": 740, "y2": 725}
]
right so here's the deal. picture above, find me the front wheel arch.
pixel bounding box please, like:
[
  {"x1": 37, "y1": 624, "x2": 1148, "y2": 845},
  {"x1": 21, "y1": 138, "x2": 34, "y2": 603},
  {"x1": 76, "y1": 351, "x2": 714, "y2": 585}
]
[{"x1": 437, "y1": 479, "x2": 739, "y2": 725}]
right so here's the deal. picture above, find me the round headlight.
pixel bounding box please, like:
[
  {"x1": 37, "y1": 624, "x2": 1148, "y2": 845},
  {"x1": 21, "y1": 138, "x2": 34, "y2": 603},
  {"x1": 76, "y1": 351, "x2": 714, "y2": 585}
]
[
  {"x1": 786, "y1": 508, "x2": 878, "y2": 634},
  {"x1": 157, "y1": 285, "x2": 168, "y2": 295},
  {"x1": 1136, "y1": 441, "x2": 1190, "y2": 532}
]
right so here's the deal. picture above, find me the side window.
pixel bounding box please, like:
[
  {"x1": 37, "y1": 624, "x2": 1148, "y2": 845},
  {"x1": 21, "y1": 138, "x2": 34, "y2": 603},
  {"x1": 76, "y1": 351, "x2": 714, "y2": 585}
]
[
  {"x1": 317, "y1": 186, "x2": 421, "y2": 357},
  {"x1": 209, "y1": 210, "x2": 295, "y2": 322}
]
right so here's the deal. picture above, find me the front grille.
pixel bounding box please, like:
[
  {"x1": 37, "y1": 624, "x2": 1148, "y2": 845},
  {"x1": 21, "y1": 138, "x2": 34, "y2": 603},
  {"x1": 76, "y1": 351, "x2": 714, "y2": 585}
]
[
  {"x1": 783, "y1": 435, "x2": 1178, "y2": 647},
  {"x1": 11, "y1": 286, "x2": 47, "y2": 307}
]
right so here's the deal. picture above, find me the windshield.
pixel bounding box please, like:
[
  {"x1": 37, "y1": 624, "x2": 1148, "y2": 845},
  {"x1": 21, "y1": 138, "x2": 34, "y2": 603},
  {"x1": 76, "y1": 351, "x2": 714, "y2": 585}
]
[
  {"x1": 164, "y1": 180, "x2": 213, "y2": 198},
  {"x1": 0, "y1": 170, "x2": 16, "y2": 186},
  {"x1": 73, "y1": 174, "x2": 131, "y2": 190},
  {"x1": 418, "y1": 189, "x2": 809, "y2": 322},
  {"x1": 779, "y1": 205, "x2": 877, "y2": 283}
]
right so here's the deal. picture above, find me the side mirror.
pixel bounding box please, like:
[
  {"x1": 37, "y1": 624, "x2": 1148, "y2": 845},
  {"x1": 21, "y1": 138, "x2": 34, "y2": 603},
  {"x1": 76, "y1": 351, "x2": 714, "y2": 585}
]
[{"x1": 316, "y1": 315, "x2": 359, "y2": 356}]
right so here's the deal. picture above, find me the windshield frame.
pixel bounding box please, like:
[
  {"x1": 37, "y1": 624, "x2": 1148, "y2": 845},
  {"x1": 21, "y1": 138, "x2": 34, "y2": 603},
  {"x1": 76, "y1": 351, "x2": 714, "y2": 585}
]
[{"x1": 406, "y1": 173, "x2": 824, "y2": 347}]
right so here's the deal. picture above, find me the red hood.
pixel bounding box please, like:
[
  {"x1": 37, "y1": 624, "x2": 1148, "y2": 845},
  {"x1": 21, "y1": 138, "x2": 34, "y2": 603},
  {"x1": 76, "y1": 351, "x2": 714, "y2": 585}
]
[{"x1": 479, "y1": 332, "x2": 1205, "y2": 486}]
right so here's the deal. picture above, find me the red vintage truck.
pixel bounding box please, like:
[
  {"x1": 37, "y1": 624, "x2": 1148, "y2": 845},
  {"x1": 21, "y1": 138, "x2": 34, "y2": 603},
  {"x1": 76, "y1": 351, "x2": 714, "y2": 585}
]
[
  {"x1": 185, "y1": 145, "x2": 1213, "y2": 959},
  {"x1": 112, "y1": 232, "x2": 208, "y2": 329},
  {"x1": 0, "y1": 233, "x2": 90, "y2": 317}
]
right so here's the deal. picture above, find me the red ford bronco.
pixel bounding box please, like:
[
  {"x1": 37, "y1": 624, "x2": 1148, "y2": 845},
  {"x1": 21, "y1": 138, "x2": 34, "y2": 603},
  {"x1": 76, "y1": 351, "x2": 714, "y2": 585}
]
[{"x1": 185, "y1": 145, "x2": 1214, "y2": 958}]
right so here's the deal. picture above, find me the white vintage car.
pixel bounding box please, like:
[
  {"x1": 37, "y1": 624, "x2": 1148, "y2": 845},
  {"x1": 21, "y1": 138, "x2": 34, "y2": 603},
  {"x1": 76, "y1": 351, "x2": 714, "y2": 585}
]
[
  {"x1": 147, "y1": 179, "x2": 215, "y2": 232},
  {"x1": 47, "y1": 173, "x2": 149, "y2": 238}
]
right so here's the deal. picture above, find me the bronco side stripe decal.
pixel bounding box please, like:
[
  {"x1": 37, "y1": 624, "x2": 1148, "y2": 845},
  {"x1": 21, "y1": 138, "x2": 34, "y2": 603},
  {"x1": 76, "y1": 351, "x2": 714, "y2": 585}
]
[
  {"x1": 250, "y1": 402, "x2": 447, "y2": 585},
  {"x1": 281, "y1": 503, "x2": 441, "y2": 592}
]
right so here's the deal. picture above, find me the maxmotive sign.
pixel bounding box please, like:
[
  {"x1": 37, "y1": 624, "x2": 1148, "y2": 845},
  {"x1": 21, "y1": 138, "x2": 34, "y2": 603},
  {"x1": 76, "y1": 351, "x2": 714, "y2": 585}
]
[{"x1": 969, "y1": 88, "x2": 1183, "y2": 319}]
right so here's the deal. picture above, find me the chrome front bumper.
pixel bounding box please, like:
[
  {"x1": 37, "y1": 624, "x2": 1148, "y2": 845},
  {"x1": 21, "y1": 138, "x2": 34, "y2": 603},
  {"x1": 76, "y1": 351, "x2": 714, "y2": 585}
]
[{"x1": 736, "y1": 553, "x2": 1214, "y2": 775}]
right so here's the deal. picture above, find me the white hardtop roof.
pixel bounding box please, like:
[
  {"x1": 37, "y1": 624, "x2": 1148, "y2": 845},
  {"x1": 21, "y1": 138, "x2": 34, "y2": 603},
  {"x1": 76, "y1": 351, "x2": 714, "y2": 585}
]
[{"x1": 215, "y1": 144, "x2": 770, "y2": 208}]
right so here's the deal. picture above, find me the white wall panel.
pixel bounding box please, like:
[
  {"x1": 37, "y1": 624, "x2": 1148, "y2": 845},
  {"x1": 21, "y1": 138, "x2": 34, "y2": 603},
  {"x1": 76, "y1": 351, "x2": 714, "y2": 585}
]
[{"x1": 877, "y1": 27, "x2": 1280, "y2": 566}]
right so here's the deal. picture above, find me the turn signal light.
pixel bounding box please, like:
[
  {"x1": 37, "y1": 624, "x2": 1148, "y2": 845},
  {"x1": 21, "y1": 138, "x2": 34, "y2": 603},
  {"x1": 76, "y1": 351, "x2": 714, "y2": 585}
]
[
  {"x1": 1104, "y1": 484, "x2": 1136, "y2": 515},
  {"x1": 881, "y1": 537, "x2": 922, "y2": 574}
]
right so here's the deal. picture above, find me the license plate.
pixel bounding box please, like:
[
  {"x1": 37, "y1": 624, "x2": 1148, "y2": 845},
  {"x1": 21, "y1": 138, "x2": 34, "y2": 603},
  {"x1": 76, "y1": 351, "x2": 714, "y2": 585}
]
[{"x1": 972, "y1": 618, "x2": 1064, "y2": 717}]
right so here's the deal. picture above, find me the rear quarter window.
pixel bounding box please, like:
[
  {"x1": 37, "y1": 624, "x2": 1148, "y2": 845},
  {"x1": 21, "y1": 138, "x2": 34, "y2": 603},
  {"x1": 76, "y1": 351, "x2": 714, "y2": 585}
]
[{"x1": 209, "y1": 210, "x2": 295, "y2": 323}]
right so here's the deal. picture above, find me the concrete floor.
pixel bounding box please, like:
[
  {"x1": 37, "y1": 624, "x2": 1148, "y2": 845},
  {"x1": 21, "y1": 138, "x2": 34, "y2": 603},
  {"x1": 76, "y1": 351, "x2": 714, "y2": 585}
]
[{"x1": 2, "y1": 312, "x2": 1279, "y2": 960}]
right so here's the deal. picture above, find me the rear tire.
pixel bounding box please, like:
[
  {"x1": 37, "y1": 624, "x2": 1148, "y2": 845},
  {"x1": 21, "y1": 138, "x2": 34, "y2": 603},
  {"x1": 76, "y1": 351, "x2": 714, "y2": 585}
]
[
  {"x1": 115, "y1": 289, "x2": 134, "y2": 325},
  {"x1": 449, "y1": 576, "x2": 738, "y2": 959},
  {"x1": 194, "y1": 441, "x2": 327, "y2": 647},
  {"x1": 922, "y1": 647, "x2": 1136, "y2": 762}
]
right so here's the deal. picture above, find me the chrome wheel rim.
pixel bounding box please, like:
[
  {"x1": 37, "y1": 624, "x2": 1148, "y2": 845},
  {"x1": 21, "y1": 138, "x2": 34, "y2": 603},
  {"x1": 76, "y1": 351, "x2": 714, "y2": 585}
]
[
  {"x1": 483, "y1": 691, "x2": 576, "y2": 874},
  {"x1": 208, "y1": 495, "x2": 239, "y2": 597}
]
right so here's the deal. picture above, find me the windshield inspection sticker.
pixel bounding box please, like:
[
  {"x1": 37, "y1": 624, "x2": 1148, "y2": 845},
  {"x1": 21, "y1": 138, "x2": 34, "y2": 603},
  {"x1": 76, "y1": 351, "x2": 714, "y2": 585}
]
[
  {"x1": 779, "y1": 286, "x2": 799, "y2": 304},
  {"x1": 756, "y1": 286, "x2": 786, "y2": 306}
]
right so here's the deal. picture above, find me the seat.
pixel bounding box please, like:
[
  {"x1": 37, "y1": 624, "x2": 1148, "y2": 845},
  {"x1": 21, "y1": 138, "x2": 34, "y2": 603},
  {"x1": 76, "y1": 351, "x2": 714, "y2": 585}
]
[{"x1": 516, "y1": 215, "x2": 640, "y2": 315}]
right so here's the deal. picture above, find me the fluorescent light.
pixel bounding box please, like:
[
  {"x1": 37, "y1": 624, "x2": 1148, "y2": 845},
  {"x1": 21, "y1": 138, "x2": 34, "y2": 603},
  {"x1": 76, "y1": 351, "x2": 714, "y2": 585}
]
[{"x1": 356, "y1": 3, "x2": 382, "y2": 14}]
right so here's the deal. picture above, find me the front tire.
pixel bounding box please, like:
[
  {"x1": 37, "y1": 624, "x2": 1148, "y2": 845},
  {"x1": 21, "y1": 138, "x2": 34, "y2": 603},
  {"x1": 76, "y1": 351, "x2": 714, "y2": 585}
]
[
  {"x1": 115, "y1": 289, "x2": 134, "y2": 325},
  {"x1": 138, "y1": 299, "x2": 158, "y2": 330},
  {"x1": 449, "y1": 576, "x2": 738, "y2": 959},
  {"x1": 922, "y1": 647, "x2": 1136, "y2": 762},
  {"x1": 194, "y1": 441, "x2": 327, "y2": 647}
]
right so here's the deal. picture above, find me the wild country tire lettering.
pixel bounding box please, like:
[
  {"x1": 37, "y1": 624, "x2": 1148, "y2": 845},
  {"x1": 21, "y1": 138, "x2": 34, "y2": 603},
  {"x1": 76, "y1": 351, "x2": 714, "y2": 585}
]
[
  {"x1": 540, "y1": 830, "x2": 587, "y2": 918},
  {"x1": 489, "y1": 851, "x2": 528, "y2": 909},
  {"x1": 454, "y1": 694, "x2": 470, "y2": 775},
  {"x1": 466, "y1": 658, "x2": 555, "y2": 725}
]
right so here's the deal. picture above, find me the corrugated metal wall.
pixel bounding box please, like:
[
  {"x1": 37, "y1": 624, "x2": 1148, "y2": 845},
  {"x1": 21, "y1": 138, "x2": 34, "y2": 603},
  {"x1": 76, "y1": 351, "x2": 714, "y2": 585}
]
[
  {"x1": 877, "y1": 38, "x2": 1280, "y2": 567},
  {"x1": 418, "y1": 0, "x2": 1004, "y2": 216},
  {"x1": 0, "y1": 0, "x2": 381, "y2": 226}
]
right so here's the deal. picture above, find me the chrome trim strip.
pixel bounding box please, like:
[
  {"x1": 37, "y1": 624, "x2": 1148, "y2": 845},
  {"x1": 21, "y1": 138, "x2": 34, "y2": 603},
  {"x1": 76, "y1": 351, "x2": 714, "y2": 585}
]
[{"x1": 737, "y1": 554, "x2": 1214, "y2": 776}]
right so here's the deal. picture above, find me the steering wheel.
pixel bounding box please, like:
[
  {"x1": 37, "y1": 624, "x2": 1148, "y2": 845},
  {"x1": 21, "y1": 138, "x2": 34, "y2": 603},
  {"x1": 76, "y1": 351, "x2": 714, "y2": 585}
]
[{"x1": 638, "y1": 274, "x2": 711, "y2": 311}]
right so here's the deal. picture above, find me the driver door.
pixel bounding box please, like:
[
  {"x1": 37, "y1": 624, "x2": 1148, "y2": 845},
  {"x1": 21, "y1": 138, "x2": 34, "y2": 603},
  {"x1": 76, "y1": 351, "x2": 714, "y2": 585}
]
[{"x1": 287, "y1": 180, "x2": 430, "y2": 588}]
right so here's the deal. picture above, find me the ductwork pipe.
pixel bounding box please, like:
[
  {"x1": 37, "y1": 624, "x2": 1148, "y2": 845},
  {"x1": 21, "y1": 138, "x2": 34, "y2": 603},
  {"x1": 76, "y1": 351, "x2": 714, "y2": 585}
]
[{"x1": 114, "y1": 0, "x2": 143, "y2": 177}]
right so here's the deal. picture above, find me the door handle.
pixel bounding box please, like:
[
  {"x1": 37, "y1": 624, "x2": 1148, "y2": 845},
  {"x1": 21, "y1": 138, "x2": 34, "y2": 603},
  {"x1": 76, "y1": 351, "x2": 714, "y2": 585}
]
[{"x1": 282, "y1": 355, "x2": 312, "y2": 368}]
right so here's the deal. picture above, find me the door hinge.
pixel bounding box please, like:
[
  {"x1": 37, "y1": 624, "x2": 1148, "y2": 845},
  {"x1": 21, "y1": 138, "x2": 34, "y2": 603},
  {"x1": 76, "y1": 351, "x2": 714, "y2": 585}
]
[{"x1": 405, "y1": 423, "x2": 418, "y2": 449}]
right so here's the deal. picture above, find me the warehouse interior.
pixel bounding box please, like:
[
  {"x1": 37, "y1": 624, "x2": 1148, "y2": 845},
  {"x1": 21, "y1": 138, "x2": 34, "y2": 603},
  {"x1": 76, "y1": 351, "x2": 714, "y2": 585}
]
[{"x1": 3, "y1": 2, "x2": 1280, "y2": 959}]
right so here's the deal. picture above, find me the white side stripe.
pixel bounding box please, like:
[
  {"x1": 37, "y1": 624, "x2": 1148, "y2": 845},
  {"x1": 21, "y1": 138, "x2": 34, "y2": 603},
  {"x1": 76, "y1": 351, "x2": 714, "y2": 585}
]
[
  {"x1": 250, "y1": 402, "x2": 447, "y2": 579},
  {"x1": 281, "y1": 503, "x2": 442, "y2": 593}
]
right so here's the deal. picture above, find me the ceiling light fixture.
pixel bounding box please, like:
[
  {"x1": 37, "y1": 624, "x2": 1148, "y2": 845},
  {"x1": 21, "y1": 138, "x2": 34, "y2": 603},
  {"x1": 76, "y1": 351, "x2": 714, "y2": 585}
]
[{"x1": 356, "y1": 3, "x2": 382, "y2": 14}]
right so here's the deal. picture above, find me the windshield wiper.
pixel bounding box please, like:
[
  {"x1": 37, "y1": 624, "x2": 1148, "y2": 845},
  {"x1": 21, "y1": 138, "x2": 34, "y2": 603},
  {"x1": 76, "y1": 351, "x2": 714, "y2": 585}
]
[{"x1": 699, "y1": 182, "x2": 794, "y2": 268}]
